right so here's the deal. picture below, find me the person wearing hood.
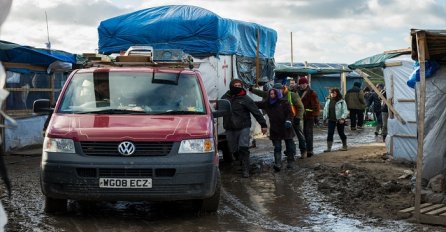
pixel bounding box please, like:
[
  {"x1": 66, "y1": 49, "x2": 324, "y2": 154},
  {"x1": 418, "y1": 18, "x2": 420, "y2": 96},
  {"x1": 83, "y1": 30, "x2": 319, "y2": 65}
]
[
  {"x1": 345, "y1": 82, "x2": 366, "y2": 130},
  {"x1": 250, "y1": 82, "x2": 306, "y2": 158},
  {"x1": 255, "y1": 88, "x2": 296, "y2": 171},
  {"x1": 323, "y1": 88, "x2": 349, "y2": 152},
  {"x1": 221, "y1": 79, "x2": 268, "y2": 178}
]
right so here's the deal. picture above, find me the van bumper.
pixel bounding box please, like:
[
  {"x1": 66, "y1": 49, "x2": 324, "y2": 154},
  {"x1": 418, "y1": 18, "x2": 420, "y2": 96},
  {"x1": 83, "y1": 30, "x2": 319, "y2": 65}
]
[{"x1": 40, "y1": 151, "x2": 220, "y2": 201}]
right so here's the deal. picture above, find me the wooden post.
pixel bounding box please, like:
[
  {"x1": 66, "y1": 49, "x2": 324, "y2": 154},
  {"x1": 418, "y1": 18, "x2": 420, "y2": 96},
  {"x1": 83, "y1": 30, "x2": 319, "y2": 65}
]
[
  {"x1": 414, "y1": 30, "x2": 427, "y2": 224},
  {"x1": 389, "y1": 74, "x2": 394, "y2": 119},
  {"x1": 290, "y1": 32, "x2": 293, "y2": 67},
  {"x1": 341, "y1": 66, "x2": 347, "y2": 96},
  {"x1": 256, "y1": 29, "x2": 260, "y2": 86},
  {"x1": 355, "y1": 69, "x2": 406, "y2": 124}
]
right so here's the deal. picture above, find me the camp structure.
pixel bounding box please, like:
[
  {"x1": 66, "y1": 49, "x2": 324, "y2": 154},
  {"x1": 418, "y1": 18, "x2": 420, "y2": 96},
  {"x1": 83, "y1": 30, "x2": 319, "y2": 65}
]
[
  {"x1": 349, "y1": 49, "x2": 416, "y2": 162},
  {"x1": 274, "y1": 62, "x2": 363, "y2": 106},
  {"x1": 0, "y1": 40, "x2": 78, "y2": 152},
  {"x1": 406, "y1": 29, "x2": 446, "y2": 225}
]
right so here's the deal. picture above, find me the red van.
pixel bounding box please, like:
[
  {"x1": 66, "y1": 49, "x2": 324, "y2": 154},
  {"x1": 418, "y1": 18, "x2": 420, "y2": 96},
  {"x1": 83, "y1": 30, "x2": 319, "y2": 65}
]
[{"x1": 34, "y1": 51, "x2": 228, "y2": 213}]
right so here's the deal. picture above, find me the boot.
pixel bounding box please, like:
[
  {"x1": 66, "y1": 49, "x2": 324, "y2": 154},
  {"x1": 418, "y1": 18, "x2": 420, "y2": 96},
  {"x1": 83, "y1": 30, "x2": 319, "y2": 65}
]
[
  {"x1": 324, "y1": 141, "x2": 333, "y2": 152},
  {"x1": 239, "y1": 146, "x2": 250, "y2": 178},
  {"x1": 307, "y1": 151, "x2": 314, "y2": 158},
  {"x1": 341, "y1": 139, "x2": 348, "y2": 151},
  {"x1": 300, "y1": 150, "x2": 307, "y2": 159},
  {"x1": 273, "y1": 151, "x2": 282, "y2": 172},
  {"x1": 286, "y1": 151, "x2": 296, "y2": 169}
]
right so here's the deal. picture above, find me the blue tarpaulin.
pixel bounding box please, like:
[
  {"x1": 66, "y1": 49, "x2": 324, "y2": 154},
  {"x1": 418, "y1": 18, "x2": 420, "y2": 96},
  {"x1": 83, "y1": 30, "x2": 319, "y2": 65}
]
[
  {"x1": 0, "y1": 40, "x2": 76, "y2": 68},
  {"x1": 98, "y1": 5, "x2": 277, "y2": 58}
]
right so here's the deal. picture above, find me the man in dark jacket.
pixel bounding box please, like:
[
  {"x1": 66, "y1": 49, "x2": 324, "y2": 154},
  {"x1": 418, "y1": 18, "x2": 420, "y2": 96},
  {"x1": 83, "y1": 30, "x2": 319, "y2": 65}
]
[
  {"x1": 381, "y1": 86, "x2": 388, "y2": 142},
  {"x1": 368, "y1": 83, "x2": 384, "y2": 136},
  {"x1": 297, "y1": 77, "x2": 320, "y2": 157},
  {"x1": 345, "y1": 82, "x2": 366, "y2": 130},
  {"x1": 222, "y1": 79, "x2": 268, "y2": 178}
]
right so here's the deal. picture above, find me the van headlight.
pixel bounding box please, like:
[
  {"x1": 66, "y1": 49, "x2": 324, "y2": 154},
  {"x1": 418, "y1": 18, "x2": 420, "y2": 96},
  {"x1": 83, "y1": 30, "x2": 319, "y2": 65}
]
[
  {"x1": 43, "y1": 137, "x2": 75, "y2": 153},
  {"x1": 179, "y1": 138, "x2": 214, "y2": 154}
]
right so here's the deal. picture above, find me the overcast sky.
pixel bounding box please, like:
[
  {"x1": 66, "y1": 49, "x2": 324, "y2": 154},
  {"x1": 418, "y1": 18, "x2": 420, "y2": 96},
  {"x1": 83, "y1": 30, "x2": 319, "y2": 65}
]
[{"x1": 0, "y1": 0, "x2": 445, "y2": 64}]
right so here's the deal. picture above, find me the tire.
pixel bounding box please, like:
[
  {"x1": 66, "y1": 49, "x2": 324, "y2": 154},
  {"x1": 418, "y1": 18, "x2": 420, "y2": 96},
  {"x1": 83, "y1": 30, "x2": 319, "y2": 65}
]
[
  {"x1": 196, "y1": 171, "x2": 221, "y2": 213},
  {"x1": 44, "y1": 196, "x2": 67, "y2": 214}
]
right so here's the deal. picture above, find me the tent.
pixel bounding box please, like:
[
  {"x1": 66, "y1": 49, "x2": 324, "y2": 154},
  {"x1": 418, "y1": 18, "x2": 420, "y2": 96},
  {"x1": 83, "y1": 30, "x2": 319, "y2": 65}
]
[
  {"x1": 275, "y1": 62, "x2": 363, "y2": 106},
  {"x1": 349, "y1": 50, "x2": 416, "y2": 162}
]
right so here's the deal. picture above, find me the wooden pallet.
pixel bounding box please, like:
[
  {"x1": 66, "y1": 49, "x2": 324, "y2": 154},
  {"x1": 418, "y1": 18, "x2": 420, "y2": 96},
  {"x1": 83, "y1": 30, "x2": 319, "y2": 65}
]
[{"x1": 399, "y1": 203, "x2": 446, "y2": 226}]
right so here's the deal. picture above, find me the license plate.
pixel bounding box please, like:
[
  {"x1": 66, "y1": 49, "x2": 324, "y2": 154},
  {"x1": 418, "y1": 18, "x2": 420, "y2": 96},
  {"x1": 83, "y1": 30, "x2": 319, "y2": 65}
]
[{"x1": 99, "y1": 178, "x2": 152, "y2": 188}]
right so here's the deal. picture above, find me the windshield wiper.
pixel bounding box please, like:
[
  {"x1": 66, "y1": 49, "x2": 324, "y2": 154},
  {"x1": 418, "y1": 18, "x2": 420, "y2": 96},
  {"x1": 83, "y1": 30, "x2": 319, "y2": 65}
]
[
  {"x1": 155, "y1": 110, "x2": 205, "y2": 115},
  {"x1": 76, "y1": 109, "x2": 148, "y2": 114}
]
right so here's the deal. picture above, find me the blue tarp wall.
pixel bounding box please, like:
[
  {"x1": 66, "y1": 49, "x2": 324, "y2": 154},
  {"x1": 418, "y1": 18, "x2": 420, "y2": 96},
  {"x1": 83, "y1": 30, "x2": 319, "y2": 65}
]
[
  {"x1": 98, "y1": 5, "x2": 277, "y2": 58},
  {"x1": 310, "y1": 73, "x2": 364, "y2": 106}
]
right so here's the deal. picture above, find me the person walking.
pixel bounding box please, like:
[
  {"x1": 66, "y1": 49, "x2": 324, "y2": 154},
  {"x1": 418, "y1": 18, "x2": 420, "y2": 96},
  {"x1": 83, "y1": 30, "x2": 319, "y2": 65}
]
[
  {"x1": 250, "y1": 82, "x2": 306, "y2": 158},
  {"x1": 256, "y1": 88, "x2": 296, "y2": 171},
  {"x1": 345, "y1": 82, "x2": 366, "y2": 130},
  {"x1": 222, "y1": 79, "x2": 268, "y2": 178},
  {"x1": 381, "y1": 85, "x2": 388, "y2": 142},
  {"x1": 322, "y1": 88, "x2": 349, "y2": 152},
  {"x1": 368, "y1": 84, "x2": 384, "y2": 136},
  {"x1": 297, "y1": 77, "x2": 320, "y2": 157}
]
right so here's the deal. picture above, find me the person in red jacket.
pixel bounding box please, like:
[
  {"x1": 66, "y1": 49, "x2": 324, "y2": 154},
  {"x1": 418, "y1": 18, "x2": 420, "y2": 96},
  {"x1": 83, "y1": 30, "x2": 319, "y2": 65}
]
[{"x1": 297, "y1": 77, "x2": 320, "y2": 157}]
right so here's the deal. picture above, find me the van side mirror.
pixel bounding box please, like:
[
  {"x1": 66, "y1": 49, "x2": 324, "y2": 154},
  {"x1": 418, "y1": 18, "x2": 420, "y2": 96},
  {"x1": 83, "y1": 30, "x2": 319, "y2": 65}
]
[
  {"x1": 33, "y1": 99, "x2": 53, "y2": 114},
  {"x1": 212, "y1": 99, "x2": 231, "y2": 118}
]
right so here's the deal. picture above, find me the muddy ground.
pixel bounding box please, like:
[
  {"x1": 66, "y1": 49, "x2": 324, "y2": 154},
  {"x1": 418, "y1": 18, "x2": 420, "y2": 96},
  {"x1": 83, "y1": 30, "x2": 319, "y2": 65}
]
[{"x1": 1, "y1": 126, "x2": 445, "y2": 231}]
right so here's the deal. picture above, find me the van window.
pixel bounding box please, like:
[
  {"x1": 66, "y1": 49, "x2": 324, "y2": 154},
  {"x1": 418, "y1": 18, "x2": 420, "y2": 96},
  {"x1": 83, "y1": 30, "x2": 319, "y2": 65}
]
[{"x1": 59, "y1": 72, "x2": 205, "y2": 114}]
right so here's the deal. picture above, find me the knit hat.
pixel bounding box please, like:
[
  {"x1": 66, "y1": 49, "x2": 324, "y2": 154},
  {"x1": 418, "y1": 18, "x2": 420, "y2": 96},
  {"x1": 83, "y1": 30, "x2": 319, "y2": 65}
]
[
  {"x1": 353, "y1": 82, "x2": 361, "y2": 87},
  {"x1": 273, "y1": 83, "x2": 283, "y2": 89},
  {"x1": 298, "y1": 78, "x2": 308, "y2": 85}
]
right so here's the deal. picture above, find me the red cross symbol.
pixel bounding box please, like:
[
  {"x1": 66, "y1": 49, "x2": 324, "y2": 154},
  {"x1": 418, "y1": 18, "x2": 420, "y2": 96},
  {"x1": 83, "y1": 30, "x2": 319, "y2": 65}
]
[{"x1": 222, "y1": 59, "x2": 229, "y2": 86}]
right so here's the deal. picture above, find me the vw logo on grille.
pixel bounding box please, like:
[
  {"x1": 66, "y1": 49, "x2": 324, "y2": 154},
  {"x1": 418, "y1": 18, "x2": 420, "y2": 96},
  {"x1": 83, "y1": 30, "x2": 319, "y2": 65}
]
[{"x1": 118, "y1": 141, "x2": 136, "y2": 156}]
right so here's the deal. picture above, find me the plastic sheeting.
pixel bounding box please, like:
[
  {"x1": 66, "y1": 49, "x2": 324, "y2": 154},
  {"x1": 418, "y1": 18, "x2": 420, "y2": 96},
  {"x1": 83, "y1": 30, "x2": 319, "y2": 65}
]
[
  {"x1": 383, "y1": 55, "x2": 417, "y2": 161},
  {"x1": 421, "y1": 65, "x2": 446, "y2": 181},
  {"x1": 0, "y1": 40, "x2": 76, "y2": 68},
  {"x1": 97, "y1": 5, "x2": 277, "y2": 58}
]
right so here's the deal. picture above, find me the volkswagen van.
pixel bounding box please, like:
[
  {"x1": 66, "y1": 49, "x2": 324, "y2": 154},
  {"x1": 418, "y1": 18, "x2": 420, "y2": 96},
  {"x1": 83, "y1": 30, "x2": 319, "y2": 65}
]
[{"x1": 34, "y1": 49, "x2": 227, "y2": 213}]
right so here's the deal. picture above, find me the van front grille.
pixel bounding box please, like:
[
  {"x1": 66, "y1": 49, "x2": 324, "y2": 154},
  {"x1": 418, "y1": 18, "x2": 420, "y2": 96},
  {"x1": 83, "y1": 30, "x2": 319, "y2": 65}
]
[{"x1": 80, "y1": 141, "x2": 173, "y2": 156}]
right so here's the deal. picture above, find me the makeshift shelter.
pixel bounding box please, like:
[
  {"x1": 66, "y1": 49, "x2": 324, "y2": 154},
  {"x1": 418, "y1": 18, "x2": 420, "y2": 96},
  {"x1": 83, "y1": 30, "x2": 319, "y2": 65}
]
[
  {"x1": 409, "y1": 29, "x2": 446, "y2": 225},
  {"x1": 349, "y1": 50, "x2": 416, "y2": 162},
  {"x1": 0, "y1": 40, "x2": 77, "y2": 151},
  {"x1": 275, "y1": 62, "x2": 363, "y2": 106}
]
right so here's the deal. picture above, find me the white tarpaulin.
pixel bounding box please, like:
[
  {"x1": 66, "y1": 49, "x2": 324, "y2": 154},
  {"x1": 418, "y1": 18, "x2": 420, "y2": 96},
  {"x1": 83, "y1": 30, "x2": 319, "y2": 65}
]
[
  {"x1": 420, "y1": 65, "x2": 446, "y2": 181},
  {"x1": 383, "y1": 55, "x2": 417, "y2": 161}
]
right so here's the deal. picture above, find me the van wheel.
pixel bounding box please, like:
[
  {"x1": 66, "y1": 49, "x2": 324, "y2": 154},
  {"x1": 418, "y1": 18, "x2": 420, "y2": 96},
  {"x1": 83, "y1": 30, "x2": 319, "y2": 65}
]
[
  {"x1": 196, "y1": 172, "x2": 221, "y2": 213},
  {"x1": 44, "y1": 196, "x2": 67, "y2": 213},
  {"x1": 220, "y1": 141, "x2": 233, "y2": 162}
]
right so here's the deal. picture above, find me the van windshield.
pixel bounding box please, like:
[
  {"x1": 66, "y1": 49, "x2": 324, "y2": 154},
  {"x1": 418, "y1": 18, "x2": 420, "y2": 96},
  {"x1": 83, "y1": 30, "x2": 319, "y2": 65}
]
[{"x1": 58, "y1": 72, "x2": 206, "y2": 115}]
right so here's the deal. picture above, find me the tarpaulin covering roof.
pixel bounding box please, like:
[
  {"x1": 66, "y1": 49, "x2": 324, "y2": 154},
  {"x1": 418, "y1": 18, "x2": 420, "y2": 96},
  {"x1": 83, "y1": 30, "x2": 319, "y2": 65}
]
[
  {"x1": 0, "y1": 40, "x2": 77, "y2": 67},
  {"x1": 98, "y1": 5, "x2": 277, "y2": 58},
  {"x1": 275, "y1": 63, "x2": 352, "y2": 75},
  {"x1": 348, "y1": 52, "x2": 409, "y2": 70}
]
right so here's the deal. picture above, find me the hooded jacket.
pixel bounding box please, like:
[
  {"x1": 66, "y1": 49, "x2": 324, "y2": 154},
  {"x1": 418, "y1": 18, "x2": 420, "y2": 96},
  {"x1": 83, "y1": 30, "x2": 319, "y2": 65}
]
[
  {"x1": 221, "y1": 80, "x2": 267, "y2": 130},
  {"x1": 256, "y1": 89, "x2": 295, "y2": 140},
  {"x1": 345, "y1": 86, "x2": 366, "y2": 110}
]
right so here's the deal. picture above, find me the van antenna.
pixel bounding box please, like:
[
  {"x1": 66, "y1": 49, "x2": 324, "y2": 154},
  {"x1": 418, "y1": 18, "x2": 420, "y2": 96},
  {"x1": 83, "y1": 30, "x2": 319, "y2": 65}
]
[{"x1": 45, "y1": 11, "x2": 51, "y2": 50}]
